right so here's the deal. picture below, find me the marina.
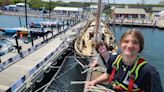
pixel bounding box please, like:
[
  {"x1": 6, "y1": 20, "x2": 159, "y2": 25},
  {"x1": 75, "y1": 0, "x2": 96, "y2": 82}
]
[
  {"x1": 0, "y1": 19, "x2": 83, "y2": 91},
  {"x1": 109, "y1": 18, "x2": 164, "y2": 29},
  {"x1": 0, "y1": 0, "x2": 164, "y2": 91}
]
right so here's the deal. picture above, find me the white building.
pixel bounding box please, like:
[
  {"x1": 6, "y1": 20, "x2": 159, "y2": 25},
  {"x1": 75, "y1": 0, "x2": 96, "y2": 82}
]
[
  {"x1": 113, "y1": 7, "x2": 146, "y2": 19},
  {"x1": 16, "y1": 3, "x2": 30, "y2": 11},
  {"x1": 159, "y1": 11, "x2": 164, "y2": 18},
  {"x1": 53, "y1": 6, "x2": 83, "y2": 14},
  {"x1": 42, "y1": 0, "x2": 108, "y2": 3}
]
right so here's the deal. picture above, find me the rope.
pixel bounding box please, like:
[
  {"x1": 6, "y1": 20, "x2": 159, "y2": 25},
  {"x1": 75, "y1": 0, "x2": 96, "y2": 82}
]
[
  {"x1": 86, "y1": 84, "x2": 115, "y2": 92},
  {"x1": 55, "y1": 62, "x2": 78, "y2": 80}
]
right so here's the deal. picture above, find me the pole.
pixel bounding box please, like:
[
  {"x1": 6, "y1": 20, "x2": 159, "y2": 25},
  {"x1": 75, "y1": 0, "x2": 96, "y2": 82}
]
[
  {"x1": 49, "y1": 0, "x2": 52, "y2": 19},
  {"x1": 95, "y1": 0, "x2": 101, "y2": 45},
  {"x1": 14, "y1": 34, "x2": 21, "y2": 53},
  {"x1": 25, "y1": 0, "x2": 28, "y2": 28},
  {"x1": 0, "y1": 57, "x2": 1, "y2": 63},
  {"x1": 30, "y1": 31, "x2": 34, "y2": 46},
  {"x1": 19, "y1": 17, "x2": 22, "y2": 27},
  {"x1": 63, "y1": 20, "x2": 64, "y2": 30}
]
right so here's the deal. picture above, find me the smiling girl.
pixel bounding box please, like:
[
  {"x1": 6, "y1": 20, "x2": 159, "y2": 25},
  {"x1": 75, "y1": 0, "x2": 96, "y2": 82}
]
[{"x1": 85, "y1": 29, "x2": 163, "y2": 92}]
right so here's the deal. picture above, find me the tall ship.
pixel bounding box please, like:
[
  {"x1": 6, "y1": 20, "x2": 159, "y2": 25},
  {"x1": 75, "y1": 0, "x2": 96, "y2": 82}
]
[{"x1": 43, "y1": 0, "x2": 118, "y2": 92}]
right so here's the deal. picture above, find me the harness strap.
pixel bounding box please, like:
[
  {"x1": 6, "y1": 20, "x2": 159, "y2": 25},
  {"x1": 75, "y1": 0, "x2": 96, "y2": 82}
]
[
  {"x1": 112, "y1": 84, "x2": 124, "y2": 91},
  {"x1": 110, "y1": 55, "x2": 146, "y2": 92},
  {"x1": 128, "y1": 75, "x2": 135, "y2": 92},
  {"x1": 109, "y1": 66, "x2": 116, "y2": 83}
]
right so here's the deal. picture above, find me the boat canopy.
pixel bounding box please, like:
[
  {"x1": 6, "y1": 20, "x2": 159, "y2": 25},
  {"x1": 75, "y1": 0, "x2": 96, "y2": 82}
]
[
  {"x1": 159, "y1": 11, "x2": 164, "y2": 17},
  {"x1": 53, "y1": 7, "x2": 83, "y2": 12}
]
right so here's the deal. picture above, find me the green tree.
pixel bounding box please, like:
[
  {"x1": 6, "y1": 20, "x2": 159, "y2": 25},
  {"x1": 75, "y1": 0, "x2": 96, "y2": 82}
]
[
  {"x1": 159, "y1": 1, "x2": 164, "y2": 5},
  {"x1": 29, "y1": 0, "x2": 44, "y2": 9},
  {"x1": 1, "y1": 0, "x2": 11, "y2": 6}
]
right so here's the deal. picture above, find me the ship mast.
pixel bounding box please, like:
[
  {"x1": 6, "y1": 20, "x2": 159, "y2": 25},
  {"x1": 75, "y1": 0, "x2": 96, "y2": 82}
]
[
  {"x1": 25, "y1": 0, "x2": 28, "y2": 28},
  {"x1": 95, "y1": 0, "x2": 101, "y2": 45}
]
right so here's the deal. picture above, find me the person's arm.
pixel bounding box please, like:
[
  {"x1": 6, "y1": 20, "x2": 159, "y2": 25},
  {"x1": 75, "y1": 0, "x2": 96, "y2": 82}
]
[
  {"x1": 89, "y1": 54, "x2": 100, "y2": 67},
  {"x1": 89, "y1": 59, "x2": 98, "y2": 67},
  {"x1": 85, "y1": 73, "x2": 109, "y2": 89},
  {"x1": 141, "y1": 64, "x2": 163, "y2": 92}
]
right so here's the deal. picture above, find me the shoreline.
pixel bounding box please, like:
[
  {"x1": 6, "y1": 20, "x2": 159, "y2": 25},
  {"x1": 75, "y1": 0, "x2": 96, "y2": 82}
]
[
  {"x1": 0, "y1": 10, "x2": 75, "y2": 19},
  {"x1": 1, "y1": 10, "x2": 164, "y2": 29}
]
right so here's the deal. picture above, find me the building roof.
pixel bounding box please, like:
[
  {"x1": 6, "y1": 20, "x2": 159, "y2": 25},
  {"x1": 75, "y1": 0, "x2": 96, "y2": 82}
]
[
  {"x1": 4, "y1": 5, "x2": 17, "y2": 8},
  {"x1": 16, "y1": 3, "x2": 29, "y2": 7},
  {"x1": 90, "y1": 5, "x2": 98, "y2": 9},
  {"x1": 53, "y1": 7, "x2": 83, "y2": 12},
  {"x1": 16, "y1": 3, "x2": 25, "y2": 6},
  {"x1": 159, "y1": 11, "x2": 164, "y2": 16},
  {"x1": 152, "y1": 7, "x2": 164, "y2": 12},
  {"x1": 114, "y1": 8, "x2": 146, "y2": 15}
]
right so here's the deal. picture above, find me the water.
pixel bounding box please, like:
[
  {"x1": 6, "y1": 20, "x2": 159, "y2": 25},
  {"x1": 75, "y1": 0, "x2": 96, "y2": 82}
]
[
  {"x1": 0, "y1": 14, "x2": 56, "y2": 28},
  {"x1": 0, "y1": 14, "x2": 164, "y2": 88},
  {"x1": 111, "y1": 25, "x2": 164, "y2": 88}
]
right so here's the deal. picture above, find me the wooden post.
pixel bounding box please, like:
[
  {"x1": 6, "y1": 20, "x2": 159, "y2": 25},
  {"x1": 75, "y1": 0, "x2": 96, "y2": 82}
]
[
  {"x1": 141, "y1": 20, "x2": 144, "y2": 28},
  {"x1": 25, "y1": 0, "x2": 28, "y2": 28},
  {"x1": 120, "y1": 18, "x2": 124, "y2": 26},
  {"x1": 57, "y1": 23, "x2": 60, "y2": 34},
  {"x1": 30, "y1": 31, "x2": 34, "y2": 46},
  {"x1": 19, "y1": 17, "x2": 22, "y2": 27},
  {"x1": 153, "y1": 20, "x2": 157, "y2": 30},
  {"x1": 95, "y1": 0, "x2": 101, "y2": 45},
  {"x1": 63, "y1": 20, "x2": 64, "y2": 30},
  {"x1": 131, "y1": 19, "x2": 133, "y2": 28},
  {"x1": 14, "y1": 34, "x2": 21, "y2": 53}
]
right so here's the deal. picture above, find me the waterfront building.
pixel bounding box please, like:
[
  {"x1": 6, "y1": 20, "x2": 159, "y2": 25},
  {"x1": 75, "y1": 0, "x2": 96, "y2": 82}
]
[
  {"x1": 152, "y1": 7, "x2": 164, "y2": 19},
  {"x1": 15, "y1": 3, "x2": 30, "y2": 12},
  {"x1": 53, "y1": 6, "x2": 83, "y2": 15},
  {"x1": 2, "y1": 3, "x2": 30, "y2": 12},
  {"x1": 112, "y1": 6, "x2": 146, "y2": 19}
]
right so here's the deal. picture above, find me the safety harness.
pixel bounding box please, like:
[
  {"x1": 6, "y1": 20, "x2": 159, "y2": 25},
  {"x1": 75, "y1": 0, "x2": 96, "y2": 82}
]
[{"x1": 108, "y1": 55, "x2": 147, "y2": 92}]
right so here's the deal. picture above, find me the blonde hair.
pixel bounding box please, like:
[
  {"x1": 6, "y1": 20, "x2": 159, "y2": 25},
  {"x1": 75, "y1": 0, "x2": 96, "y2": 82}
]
[{"x1": 119, "y1": 29, "x2": 144, "y2": 53}]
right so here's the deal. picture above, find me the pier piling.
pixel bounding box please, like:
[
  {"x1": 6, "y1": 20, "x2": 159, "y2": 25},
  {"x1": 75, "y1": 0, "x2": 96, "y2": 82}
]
[
  {"x1": 14, "y1": 34, "x2": 21, "y2": 53},
  {"x1": 19, "y1": 17, "x2": 22, "y2": 27},
  {"x1": 30, "y1": 31, "x2": 34, "y2": 46}
]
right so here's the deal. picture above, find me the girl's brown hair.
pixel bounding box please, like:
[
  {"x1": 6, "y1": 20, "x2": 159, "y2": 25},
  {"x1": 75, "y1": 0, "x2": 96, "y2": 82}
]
[
  {"x1": 119, "y1": 29, "x2": 144, "y2": 53},
  {"x1": 95, "y1": 41, "x2": 108, "y2": 52}
]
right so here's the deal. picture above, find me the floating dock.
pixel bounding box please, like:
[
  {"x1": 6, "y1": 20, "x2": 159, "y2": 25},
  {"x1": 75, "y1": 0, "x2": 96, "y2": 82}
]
[
  {"x1": 0, "y1": 21, "x2": 84, "y2": 92},
  {"x1": 109, "y1": 18, "x2": 164, "y2": 29}
]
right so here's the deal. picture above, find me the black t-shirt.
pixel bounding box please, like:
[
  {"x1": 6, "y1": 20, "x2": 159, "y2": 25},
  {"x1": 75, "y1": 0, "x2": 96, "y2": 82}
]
[{"x1": 107, "y1": 54, "x2": 163, "y2": 92}]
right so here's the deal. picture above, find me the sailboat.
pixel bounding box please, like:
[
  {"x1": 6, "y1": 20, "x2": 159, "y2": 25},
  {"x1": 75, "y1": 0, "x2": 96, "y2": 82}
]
[
  {"x1": 74, "y1": 0, "x2": 117, "y2": 92},
  {"x1": 0, "y1": 27, "x2": 29, "y2": 34},
  {"x1": 41, "y1": 0, "x2": 117, "y2": 92},
  {"x1": 74, "y1": 0, "x2": 117, "y2": 57}
]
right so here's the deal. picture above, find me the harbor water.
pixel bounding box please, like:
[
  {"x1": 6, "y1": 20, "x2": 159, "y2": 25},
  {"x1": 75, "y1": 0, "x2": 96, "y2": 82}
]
[
  {"x1": 0, "y1": 14, "x2": 57, "y2": 28},
  {"x1": 0, "y1": 14, "x2": 164, "y2": 89}
]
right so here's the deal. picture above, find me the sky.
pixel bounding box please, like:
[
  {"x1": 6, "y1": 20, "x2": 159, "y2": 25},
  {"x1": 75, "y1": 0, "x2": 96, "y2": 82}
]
[{"x1": 42, "y1": 0, "x2": 161, "y2": 4}]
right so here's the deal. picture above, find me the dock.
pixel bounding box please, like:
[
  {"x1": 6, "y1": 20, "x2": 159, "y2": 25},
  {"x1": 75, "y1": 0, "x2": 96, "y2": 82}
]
[
  {"x1": 109, "y1": 18, "x2": 164, "y2": 29},
  {"x1": 0, "y1": 21, "x2": 85, "y2": 92}
]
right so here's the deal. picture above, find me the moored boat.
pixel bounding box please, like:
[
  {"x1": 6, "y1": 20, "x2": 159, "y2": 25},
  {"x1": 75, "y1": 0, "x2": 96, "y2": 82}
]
[
  {"x1": 74, "y1": 0, "x2": 118, "y2": 91},
  {"x1": 74, "y1": 18, "x2": 117, "y2": 57},
  {"x1": 0, "y1": 38, "x2": 14, "y2": 56},
  {"x1": 0, "y1": 27, "x2": 29, "y2": 34},
  {"x1": 29, "y1": 20, "x2": 63, "y2": 28}
]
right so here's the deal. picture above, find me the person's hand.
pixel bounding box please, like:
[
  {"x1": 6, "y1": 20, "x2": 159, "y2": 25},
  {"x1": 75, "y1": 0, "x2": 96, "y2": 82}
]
[
  {"x1": 85, "y1": 79, "x2": 97, "y2": 89},
  {"x1": 89, "y1": 60, "x2": 98, "y2": 68}
]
